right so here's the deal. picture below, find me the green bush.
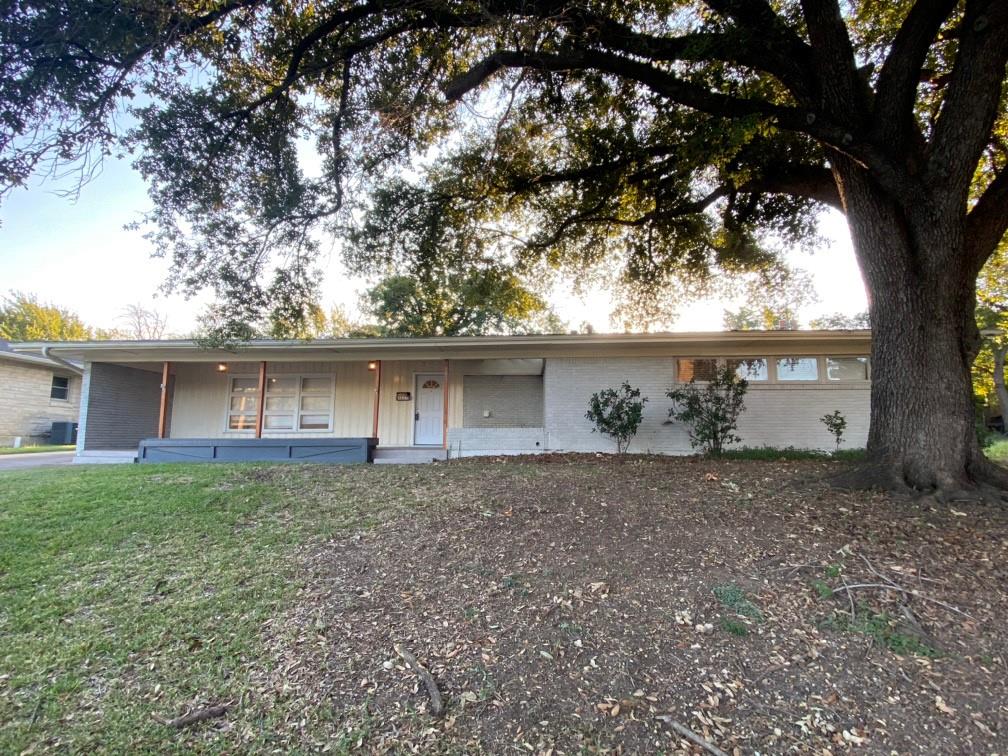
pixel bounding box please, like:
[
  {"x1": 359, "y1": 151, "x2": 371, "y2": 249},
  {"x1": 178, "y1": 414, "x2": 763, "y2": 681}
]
[
  {"x1": 667, "y1": 366, "x2": 748, "y2": 456},
  {"x1": 820, "y1": 410, "x2": 847, "y2": 452},
  {"x1": 585, "y1": 381, "x2": 648, "y2": 454}
]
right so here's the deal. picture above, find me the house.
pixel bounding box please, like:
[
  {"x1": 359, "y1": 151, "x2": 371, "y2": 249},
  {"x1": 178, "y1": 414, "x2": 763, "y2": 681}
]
[
  {"x1": 0, "y1": 340, "x2": 82, "y2": 446},
  {"x1": 9, "y1": 331, "x2": 872, "y2": 463}
]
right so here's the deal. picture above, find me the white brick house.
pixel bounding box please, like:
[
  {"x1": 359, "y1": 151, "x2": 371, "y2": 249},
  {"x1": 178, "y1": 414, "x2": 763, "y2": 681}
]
[
  {"x1": 9, "y1": 331, "x2": 871, "y2": 462},
  {"x1": 0, "y1": 345, "x2": 82, "y2": 446}
]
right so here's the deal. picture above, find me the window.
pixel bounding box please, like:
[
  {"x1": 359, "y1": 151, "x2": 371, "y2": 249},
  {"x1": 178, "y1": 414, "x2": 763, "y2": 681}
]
[
  {"x1": 298, "y1": 376, "x2": 334, "y2": 430},
  {"x1": 826, "y1": 356, "x2": 869, "y2": 381},
  {"x1": 50, "y1": 375, "x2": 70, "y2": 400},
  {"x1": 776, "y1": 357, "x2": 819, "y2": 381},
  {"x1": 226, "y1": 374, "x2": 335, "y2": 432},
  {"x1": 727, "y1": 358, "x2": 769, "y2": 381},
  {"x1": 227, "y1": 377, "x2": 259, "y2": 429},
  {"x1": 263, "y1": 376, "x2": 297, "y2": 430},
  {"x1": 676, "y1": 358, "x2": 718, "y2": 382}
]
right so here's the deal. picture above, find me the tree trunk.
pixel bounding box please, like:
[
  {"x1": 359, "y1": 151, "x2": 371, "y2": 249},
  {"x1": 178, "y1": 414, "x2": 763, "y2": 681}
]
[{"x1": 832, "y1": 160, "x2": 1007, "y2": 499}]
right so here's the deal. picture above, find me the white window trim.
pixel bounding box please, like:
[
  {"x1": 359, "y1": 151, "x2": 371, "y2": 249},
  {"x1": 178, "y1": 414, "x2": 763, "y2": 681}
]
[{"x1": 222, "y1": 373, "x2": 336, "y2": 433}]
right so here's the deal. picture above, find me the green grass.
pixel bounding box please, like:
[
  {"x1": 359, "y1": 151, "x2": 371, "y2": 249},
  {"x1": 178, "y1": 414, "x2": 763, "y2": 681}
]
[
  {"x1": 826, "y1": 607, "x2": 939, "y2": 658},
  {"x1": 986, "y1": 436, "x2": 1008, "y2": 462},
  {"x1": 0, "y1": 462, "x2": 459, "y2": 753},
  {"x1": 716, "y1": 446, "x2": 866, "y2": 462},
  {"x1": 719, "y1": 617, "x2": 749, "y2": 636},
  {"x1": 0, "y1": 445, "x2": 75, "y2": 455},
  {"x1": 712, "y1": 583, "x2": 763, "y2": 621}
]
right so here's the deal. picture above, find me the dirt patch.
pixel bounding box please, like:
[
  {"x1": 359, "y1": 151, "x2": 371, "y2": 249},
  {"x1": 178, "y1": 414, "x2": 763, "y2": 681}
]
[{"x1": 254, "y1": 456, "x2": 1008, "y2": 753}]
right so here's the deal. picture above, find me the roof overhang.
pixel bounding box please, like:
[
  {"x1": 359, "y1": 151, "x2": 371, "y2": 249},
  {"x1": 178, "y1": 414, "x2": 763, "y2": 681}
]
[
  {"x1": 0, "y1": 349, "x2": 83, "y2": 374},
  {"x1": 9, "y1": 331, "x2": 873, "y2": 364}
]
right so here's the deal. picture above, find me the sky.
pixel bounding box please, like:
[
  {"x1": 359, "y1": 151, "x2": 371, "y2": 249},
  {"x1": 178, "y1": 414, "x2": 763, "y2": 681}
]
[{"x1": 0, "y1": 155, "x2": 868, "y2": 336}]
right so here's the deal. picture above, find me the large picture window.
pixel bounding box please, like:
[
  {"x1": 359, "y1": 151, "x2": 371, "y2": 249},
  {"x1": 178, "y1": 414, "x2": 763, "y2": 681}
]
[{"x1": 226, "y1": 374, "x2": 335, "y2": 432}]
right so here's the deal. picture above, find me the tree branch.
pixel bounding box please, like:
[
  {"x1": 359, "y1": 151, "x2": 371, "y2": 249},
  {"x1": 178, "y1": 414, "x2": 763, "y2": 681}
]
[
  {"x1": 444, "y1": 47, "x2": 912, "y2": 199},
  {"x1": 927, "y1": 0, "x2": 1008, "y2": 202},
  {"x1": 872, "y1": 0, "x2": 958, "y2": 151},
  {"x1": 798, "y1": 0, "x2": 866, "y2": 123},
  {"x1": 966, "y1": 168, "x2": 1008, "y2": 272}
]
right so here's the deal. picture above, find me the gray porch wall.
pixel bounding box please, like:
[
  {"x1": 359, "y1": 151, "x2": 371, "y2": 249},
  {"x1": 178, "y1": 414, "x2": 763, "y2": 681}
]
[
  {"x1": 462, "y1": 375, "x2": 544, "y2": 428},
  {"x1": 80, "y1": 363, "x2": 162, "y2": 450}
]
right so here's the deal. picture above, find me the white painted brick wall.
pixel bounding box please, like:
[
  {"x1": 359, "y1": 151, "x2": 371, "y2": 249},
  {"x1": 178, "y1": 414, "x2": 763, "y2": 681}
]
[
  {"x1": 543, "y1": 357, "x2": 869, "y2": 454},
  {"x1": 448, "y1": 427, "x2": 546, "y2": 456}
]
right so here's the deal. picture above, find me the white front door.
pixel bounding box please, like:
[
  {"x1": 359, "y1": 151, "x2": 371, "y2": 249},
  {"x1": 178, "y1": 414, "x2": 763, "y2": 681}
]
[{"x1": 413, "y1": 373, "x2": 445, "y2": 445}]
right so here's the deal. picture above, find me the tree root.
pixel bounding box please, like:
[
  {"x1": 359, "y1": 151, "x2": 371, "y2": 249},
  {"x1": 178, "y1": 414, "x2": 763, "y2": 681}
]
[{"x1": 830, "y1": 456, "x2": 1008, "y2": 505}]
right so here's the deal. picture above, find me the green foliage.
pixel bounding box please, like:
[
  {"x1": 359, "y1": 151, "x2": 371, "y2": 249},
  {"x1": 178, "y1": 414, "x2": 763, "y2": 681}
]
[
  {"x1": 719, "y1": 617, "x2": 748, "y2": 636},
  {"x1": 0, "y1": 291, "x2": 91, "y2": 342},
  {"x1": 986, "y1": 436, "x2": 1008, "y2": 462},
  {"x1": 809, "y1": 312, "x2": 871, "y2": 330},
  {"x1": 0, "y1": 0, "x2": 1005, "y2": 382},
  {"x1": 812, "y1": 580, "x2": 833, "y2": 599},
  {"x1": 712, "y1": 583, "x2": 763, "y2": 621},
  {"x1": 716, "y1": 446, "x2": 866, "y2": 462},
  {"x1": 585, "y1": 382, "x2": 648, "y2": 454},
  {"x1": 975, "y1": 244, "x2": 1007, "y2": 417},
  {"x1": 827, "y1": 608, "x2": 938, "y2": 658},
  {"x1": 820, "y1": 410, "x2": 848, "y2": 452},
  {"x1": 363, "y1": 267, "x2": 561, "y2": 337},
  {"x1": 667, "y1": 366, "x2": 748, "y2": 456}
]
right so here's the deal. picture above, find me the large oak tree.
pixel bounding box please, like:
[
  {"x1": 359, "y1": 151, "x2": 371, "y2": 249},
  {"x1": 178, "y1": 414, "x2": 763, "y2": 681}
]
[{"x1": 2, "y1": 0, "x2": 1007, "y2": 497}]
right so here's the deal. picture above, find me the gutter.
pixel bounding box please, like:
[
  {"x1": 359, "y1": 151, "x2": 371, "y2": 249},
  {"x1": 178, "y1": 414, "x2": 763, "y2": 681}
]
[{"x1": 41, "y1": 345, "x2": 85, "y2": 374}]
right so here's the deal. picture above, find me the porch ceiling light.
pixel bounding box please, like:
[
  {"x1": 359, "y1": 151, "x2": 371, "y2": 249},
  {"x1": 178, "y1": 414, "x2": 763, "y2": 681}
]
[
  {"x1": 217, "y1": 363, "x2": 228, "y2": 372},
  {"x1": 367, "y1": 361, "x2": 378, "y2": 371}
]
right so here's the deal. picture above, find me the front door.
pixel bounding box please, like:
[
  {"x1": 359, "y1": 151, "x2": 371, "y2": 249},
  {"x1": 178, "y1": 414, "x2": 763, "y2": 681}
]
[{"x1": 413, "y1": 373, "x2": 445, "y2": 445}]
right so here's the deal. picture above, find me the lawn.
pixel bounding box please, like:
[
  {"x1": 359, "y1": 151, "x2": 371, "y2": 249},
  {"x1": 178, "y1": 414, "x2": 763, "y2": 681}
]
[
  {"x1": 0, "y1": 445, "x2": 75, "y2": 455},
  {"x1": 1, "y1": 457, "x2": 1005, "y2": 753}
]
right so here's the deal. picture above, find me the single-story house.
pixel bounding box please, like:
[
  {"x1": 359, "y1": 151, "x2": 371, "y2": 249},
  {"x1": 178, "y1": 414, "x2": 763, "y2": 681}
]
[
  {"x1": 0, "y1": 340, "x2": 82, "y2": 446},
  {"x1": 9, "y1": 331, "x2": 871, "y2": 463}
]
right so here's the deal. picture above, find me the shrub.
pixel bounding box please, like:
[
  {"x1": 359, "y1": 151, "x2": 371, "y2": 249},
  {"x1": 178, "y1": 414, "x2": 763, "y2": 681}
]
[
  {"x1": 585, "y1": 382, "x2": 648, "y2": 453},
  {"x1": 667, "y1": 366, "x2": 748, "y2": 455},
  {"x1": 820, "y1": 410, "x2": 847, "y2": 452}
]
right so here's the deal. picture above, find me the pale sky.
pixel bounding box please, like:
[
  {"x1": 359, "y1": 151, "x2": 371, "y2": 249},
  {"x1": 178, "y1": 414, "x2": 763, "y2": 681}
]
[{"x1": 0, "y1": 155, "x2": 867, "y2": 336}]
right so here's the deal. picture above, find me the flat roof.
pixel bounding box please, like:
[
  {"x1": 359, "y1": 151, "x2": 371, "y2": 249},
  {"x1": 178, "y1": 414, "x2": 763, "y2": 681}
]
[{"x1": 9, "y1": 331, "x2": 872, "y2": 364}]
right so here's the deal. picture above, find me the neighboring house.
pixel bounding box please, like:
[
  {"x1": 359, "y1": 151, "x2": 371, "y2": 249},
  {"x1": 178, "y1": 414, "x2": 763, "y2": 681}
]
[
  {"x1": 11, "y1": 331, "x2": 872, "y2": 463},
  {"x1": 0, "y1": 341, "x2": 82, "y2": 446}
]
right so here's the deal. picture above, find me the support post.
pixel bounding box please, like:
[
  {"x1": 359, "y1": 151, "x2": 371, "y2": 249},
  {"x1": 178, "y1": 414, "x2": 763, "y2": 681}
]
[
  {"x1": 158, "y1": 361, "x2": 170, "y2": 439},
  {"x1": 255, "y1": 361, "x2": 267, "y2": 439},
  {"x1": 372, "y1": 360, "x2": 382, "y2": 439},
  {"x1": 442, "y1": 359, "x2": 449, "y2": 450}
]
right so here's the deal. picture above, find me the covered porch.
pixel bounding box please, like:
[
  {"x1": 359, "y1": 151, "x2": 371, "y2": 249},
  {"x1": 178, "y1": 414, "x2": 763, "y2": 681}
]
[{"x1": 69, "y1": 344, "x2": 545, "y2": 463}]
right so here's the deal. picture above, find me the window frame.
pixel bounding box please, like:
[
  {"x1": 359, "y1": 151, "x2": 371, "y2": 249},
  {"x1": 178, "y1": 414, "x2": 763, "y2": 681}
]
[
  {"x1": 223, "y1": 373, "x2": 336, "y2": 433},
  {"x1": 774, "y1": 356, "x2": 821, "y2": 382},
  {"x1": 824, "y1": 355, "x2": 871, "y2": 382},
  {"x1": 675, "y1": 357, "x2": 770, "y2": 383},
  {"x1": 50, "y1": 374, "x2": 71, "y2": 401}
]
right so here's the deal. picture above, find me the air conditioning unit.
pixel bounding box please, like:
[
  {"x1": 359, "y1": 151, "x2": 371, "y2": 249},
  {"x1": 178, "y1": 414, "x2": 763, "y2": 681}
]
[{"x1": 50, "y1": 421, "x2": 78, "y2": 445}]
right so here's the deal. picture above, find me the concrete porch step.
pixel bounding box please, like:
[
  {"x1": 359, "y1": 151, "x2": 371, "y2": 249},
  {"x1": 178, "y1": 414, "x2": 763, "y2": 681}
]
[
  {"x1": 373, "y1": 447, "x2": 448, "y2": 464},
  {"x1": 74, "y1": 450, "x2": 138, "y2": 464}
]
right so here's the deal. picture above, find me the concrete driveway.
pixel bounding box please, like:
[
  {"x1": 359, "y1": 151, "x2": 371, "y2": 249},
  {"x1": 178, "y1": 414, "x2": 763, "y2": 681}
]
[{"x1": 0, "y1": 451, "x2": 75, "y2": 471}]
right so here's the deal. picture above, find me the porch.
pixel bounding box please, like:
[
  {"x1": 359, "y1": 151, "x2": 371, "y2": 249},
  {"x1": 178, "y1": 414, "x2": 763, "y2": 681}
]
[{"x1": 73, "y1": 355, "x2": 545, "y2": 463}]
